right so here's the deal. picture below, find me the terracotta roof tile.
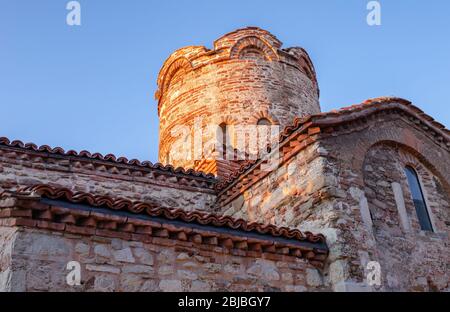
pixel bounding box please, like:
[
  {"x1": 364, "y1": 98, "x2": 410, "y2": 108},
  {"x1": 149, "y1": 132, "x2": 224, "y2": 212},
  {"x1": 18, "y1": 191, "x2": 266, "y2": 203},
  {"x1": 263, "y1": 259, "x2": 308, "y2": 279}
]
[
  {"x1": 0, "y1": 137, "x2": 216, "y2": 180},
  {"x1": 0, "y1": 184, "x2": 328, "y2": 266},
  {"x1": 10, "y1": 184, "x2": 325, "y2": 244}
]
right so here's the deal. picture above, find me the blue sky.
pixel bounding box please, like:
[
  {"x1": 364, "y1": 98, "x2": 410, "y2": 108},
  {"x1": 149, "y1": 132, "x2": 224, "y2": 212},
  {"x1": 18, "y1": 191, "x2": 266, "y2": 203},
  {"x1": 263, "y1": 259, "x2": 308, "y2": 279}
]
[{"x1": 1, "y1": 0, "x2": 449, "y2": 162}]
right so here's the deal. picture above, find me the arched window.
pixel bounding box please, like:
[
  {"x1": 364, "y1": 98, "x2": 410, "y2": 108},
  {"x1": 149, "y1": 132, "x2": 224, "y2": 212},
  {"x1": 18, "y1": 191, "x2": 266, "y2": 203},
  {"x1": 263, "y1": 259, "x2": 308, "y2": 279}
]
[
  {"x1": 239, "y1": 46, "x2": 265, "y2": 60},
  {"x1": 257, "y1": 118, "x2": 271, "y2": 126},
  {"x1": 404, "y1": 166, "x2": 433, "y2": 231},
  {"x1": 167, "y1": 67, "x2": 186, "y2": 89},
  {"x1": 256, "y1": 118, "x2": 272, "y2": 156}
]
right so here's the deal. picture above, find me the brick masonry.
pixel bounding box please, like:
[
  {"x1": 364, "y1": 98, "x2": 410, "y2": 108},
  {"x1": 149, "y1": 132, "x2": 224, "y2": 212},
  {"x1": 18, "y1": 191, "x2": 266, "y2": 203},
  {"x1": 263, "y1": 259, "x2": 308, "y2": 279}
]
[{"x1": 156, "y1": 27, "x2": 320, "y2": 173}]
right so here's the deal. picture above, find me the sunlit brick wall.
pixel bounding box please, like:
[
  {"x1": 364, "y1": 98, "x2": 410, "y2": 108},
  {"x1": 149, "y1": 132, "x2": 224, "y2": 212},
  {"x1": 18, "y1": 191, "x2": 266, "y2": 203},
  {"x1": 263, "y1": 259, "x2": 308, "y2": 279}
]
[{"x1": 156, "y1": 27, "x2": 320, "y2": 172}]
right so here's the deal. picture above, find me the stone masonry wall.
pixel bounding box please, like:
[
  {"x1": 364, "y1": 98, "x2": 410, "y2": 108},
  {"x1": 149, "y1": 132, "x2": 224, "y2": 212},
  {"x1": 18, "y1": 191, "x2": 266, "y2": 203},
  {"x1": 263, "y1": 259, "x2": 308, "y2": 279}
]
[
  {"x1": 218, "y1": 111, "x2": 450, "y2": 291},
  {"x1": 219, "y1": 142, "x2": 331, "y2": 227},
  {"x1": 218, "y1": 142, "x2": 341, "y2": 290},
  {"x1": 317, "y1": 114, "x2": 450, "y2": 291},
  {"x1": 0, "y1": 226, "x2": 17, "y2": 291},
  {"x1": 361, "y1": 144, "x2": 449, "y2": 291},
  {"x1": 3, "y1": 226, "x2": 327, "y2": 292}
]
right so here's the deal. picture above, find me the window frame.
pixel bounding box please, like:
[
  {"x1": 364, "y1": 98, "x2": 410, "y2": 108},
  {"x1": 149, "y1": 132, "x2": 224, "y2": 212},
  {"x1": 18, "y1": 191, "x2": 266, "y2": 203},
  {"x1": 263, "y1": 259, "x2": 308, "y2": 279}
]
[{"x1": 404, "y1": 165, "x2": 434, "y2": 232}]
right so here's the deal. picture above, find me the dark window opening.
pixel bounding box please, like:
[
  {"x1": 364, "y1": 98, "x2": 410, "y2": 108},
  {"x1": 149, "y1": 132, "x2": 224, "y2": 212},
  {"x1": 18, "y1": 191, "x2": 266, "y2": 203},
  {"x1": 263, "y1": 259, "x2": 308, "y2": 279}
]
[
  {"x1": 217, "y1": 123, "x2": 230, "y2": 160},
  {"x1": 404, "y1": 166, "x2": 433, "y2": 231},
  {"x1": 257, "y1": 118, "x2": 271, "y2": 126},
  {"x1": 257, "y1": 118, "x2": 272, "y2": 154}
]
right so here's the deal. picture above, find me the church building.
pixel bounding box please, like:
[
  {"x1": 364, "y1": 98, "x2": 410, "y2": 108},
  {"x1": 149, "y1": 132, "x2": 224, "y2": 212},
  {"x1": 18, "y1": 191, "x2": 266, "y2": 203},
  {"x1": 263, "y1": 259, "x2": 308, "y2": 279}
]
[{"x1": 0, "y1": 27, "x2": 448, "y2": 292}]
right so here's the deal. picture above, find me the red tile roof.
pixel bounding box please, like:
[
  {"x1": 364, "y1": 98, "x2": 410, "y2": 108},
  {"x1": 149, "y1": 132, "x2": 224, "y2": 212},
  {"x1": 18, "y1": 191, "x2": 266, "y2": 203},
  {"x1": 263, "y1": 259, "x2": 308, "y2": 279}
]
[
  {"x1": 0, "y1": 184, "x2": 328, "y2": 266},
  {"x1": 20, "y1": 184, "x2": 324, "y2": 242},
  {"x1": 0, "y1": 137, "x2": 216, "y2": 180}
]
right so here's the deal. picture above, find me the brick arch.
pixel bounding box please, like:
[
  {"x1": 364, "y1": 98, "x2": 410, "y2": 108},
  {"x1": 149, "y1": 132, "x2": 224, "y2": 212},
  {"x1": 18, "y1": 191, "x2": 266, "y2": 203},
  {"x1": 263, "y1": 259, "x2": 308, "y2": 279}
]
[
  {"x1": 346, "y1": 122, "x2": 450, "y2": 188},
  {"x1": 248, "y1": 110, "x2": 280, "y2": 126},
  {"x1": 157, "y1": 57, "x2": 193, "y2": 101},
  {"x1": 396, "y1": 148, "x2": 450, "y2": 231},
  {"x1": 216, "y1": 115, "x2": 238, "y2": 126},
  {"x1": 229, "y1": 36, "x2": 279, "y2": 61},
  {"x1": 214, "y1": 116, "x2": 238, "y2": 147},
  {"x1": 397, "y1": 148, "x2": 436, "y2": 187},
  {"x1": 298, "y1": 56, "x2": 315, "y2": 82},
  {"x1": 361, "y1": 141, "x2": 447, "y2": 196},
  {"x1": 360, "y1": 140, "x2": 450, "y2": 194}
]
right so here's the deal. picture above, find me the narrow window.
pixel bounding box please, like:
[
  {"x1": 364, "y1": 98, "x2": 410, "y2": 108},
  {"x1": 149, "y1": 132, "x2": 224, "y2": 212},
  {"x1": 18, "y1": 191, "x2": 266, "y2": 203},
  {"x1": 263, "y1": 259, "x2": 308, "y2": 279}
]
[
  {"x1": 217, "y1": 123, "x2": 229, "y2": 160},
  {"x1": 257, "y1": 118, "x2": 272, "y2": 155},
  {"x1": 404, "y1": 166, "x2": 433, "y2": 231}
]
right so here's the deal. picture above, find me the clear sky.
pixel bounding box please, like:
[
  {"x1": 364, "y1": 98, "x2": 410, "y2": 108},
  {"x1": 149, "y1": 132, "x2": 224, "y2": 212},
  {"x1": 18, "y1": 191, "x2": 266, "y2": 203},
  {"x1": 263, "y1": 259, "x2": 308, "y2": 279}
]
[{"x1": 1, "y1": 0, "x2": 449, "y2": 162}]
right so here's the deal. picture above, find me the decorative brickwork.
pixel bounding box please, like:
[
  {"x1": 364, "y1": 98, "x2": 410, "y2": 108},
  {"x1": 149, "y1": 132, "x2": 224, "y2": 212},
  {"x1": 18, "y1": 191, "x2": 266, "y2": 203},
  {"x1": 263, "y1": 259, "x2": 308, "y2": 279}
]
[
  {"x1": 156, "y1": 27, "x2": 320, "y2": 175},
  {"x1": 215, "y1": 97, "x2": 449, "y2": 195},
  {"x1": 0, "y1": 185, "x2": 327, "y2": 292}
]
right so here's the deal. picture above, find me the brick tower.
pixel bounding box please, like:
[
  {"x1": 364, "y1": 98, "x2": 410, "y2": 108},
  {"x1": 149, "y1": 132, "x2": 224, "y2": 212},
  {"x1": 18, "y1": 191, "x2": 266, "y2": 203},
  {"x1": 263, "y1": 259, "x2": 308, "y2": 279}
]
[{"x1": 156, "y1": 27, "x2": 320, "y2": 177}]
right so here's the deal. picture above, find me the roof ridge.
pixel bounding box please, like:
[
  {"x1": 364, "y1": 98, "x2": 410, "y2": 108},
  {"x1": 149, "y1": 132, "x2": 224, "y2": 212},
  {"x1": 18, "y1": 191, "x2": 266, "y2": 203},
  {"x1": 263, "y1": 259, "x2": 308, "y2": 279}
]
[{"x1": 0, "y1": 137, "x2": 216, "y2": 181}]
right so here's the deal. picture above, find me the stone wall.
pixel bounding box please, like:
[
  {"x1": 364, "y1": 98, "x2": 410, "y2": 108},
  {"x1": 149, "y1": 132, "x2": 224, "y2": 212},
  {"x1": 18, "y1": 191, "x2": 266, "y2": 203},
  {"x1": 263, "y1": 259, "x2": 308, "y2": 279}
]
[
  {"x1": 217, "y1": 107, "x2": 450, "y2": 291},
  {"x1": 218, "y1": 142, "x2": 332, "y2": 229},
  {"x1": 218, "y1": 142, "x2": 342, "y2": 290},
  {"x1": 0, "y1": 226, "x2": 17, "y2": 291},
  {"x1": 361, "y1": 144, "x2": 449, "y2": 291},
  {"x1": 3, "y1": 227, "x2": 326, "y2": 292},
  {"x1": 317, "y1": 114, "x2": 450, "y2": 291}
]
